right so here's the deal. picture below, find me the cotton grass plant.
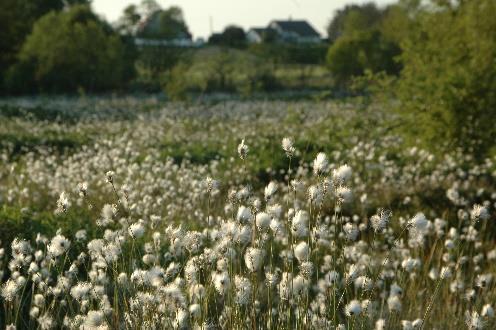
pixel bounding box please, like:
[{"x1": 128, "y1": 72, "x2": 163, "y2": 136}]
[
  {"x1": 1, "y1": 98, "x2": 496, "y2": 329},
  {"x1": 1, "y1": 135, "x2": 495, "y2": 329}
]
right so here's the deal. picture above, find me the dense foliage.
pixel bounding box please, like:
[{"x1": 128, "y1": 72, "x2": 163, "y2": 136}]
[
  {"x1": 326, "y1": 31, "x2": 401, "y2": 84},
  {"x1": 5, "y1": 5, "x2": 133, "y2": 93},
  {"x1": 396, "y1": 0, "x2": 496, "y2": 156}
]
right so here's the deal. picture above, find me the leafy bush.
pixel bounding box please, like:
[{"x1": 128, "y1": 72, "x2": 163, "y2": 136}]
[
  {"x1": 326, "y1": 30, "x2": 401, "y2": 85},
  {"x1": 396, "y1": 0, "x2": 496, "y2": 156},
  {"x1": 5, "y1": 5, "x2": 133, "y2": 93}
]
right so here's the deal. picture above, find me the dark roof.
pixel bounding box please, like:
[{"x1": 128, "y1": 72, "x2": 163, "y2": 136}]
[{"x1": 272, "y1": 20, "x2": 320, "y2": 38}]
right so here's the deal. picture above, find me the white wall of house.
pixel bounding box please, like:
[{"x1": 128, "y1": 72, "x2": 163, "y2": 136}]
[{"x1": 246, "y1": 30, "x2": 263, "y2": 43}]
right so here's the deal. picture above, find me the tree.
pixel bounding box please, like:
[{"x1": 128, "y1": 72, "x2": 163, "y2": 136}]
[
  {"x1": 0, "y1": 0, "x2": 65, "y2": 88},
  {"x1": 136, "y1": 5, "x2": 190, "y2": 40},
  {"x1": 396, "y1": 0, "x2": 496, "y2": 156},
  {"x1": 208, "y1": 26, "x2": 246, "y2": 48},
  {"x1": 326, "y1": 31, "x2": 401, "y2": 85},
  {"x1": 6, "y1": 5, "x2": 132, "y2": 93},
  {"x1": 157, "y1": 6, "x2": 191, "y2": 40},
  {"x1": 140, "y1": 0, "x2": 161, "y2": 16},
  {"x1": 327, "y1": 3, "x2": 383, "y2": 42},
  {"x1": 325, "y1": 2, "x2": 406, "y2": 85},
  {"x1": 117, "y1": 4, "x2": 141, "y2": 35},
  {"x1": 380, "y1": 0, "x2": 421, "y2": 45}
]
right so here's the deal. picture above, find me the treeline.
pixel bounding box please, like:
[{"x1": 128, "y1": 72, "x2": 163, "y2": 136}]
[
  {"x1": 0, "y1": 1, "x2": 136, "y2": 93},
  {"x1": 324, "y1": 0, "x2": 496, "y2": 158}
]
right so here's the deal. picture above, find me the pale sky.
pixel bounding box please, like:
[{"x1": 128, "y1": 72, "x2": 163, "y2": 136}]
[{"x1": 92, "y1": 0, "x2": 395, "y2": 39}]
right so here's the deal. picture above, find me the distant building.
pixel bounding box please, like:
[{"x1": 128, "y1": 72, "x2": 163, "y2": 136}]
[
  {"x1": 247, "y1": 20, "x2": 321, "y2": 44},
  {"x1": 247, "y1": 28, "x2": 274, "y2": 43}
]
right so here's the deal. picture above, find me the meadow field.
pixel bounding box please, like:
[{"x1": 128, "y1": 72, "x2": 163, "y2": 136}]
[{"x1": 0, "y1": 96, "x2": 495, "y2": 329}]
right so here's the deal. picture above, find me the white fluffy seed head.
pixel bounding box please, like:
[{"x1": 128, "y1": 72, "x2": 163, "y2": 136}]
[
  {"x1": 237, "y1": 206, "x2": 252, "y2": 223},
  {"x1": 1, "y1": 280, "x2": 19, "y2": 302},
  {"x1": 47, "y1": 235, "x2": 70, "y2": 257},
  {"x1": 336, "y1": 186, "x2": 353, "y2": 204},
  {"x1": 291, "y1": 210, "x2": 309, "y2": 238},
  {"x1": 371, "y1": 209, "x2": 392, "y2": 232},
  {"x1": 85, "y1": 310, "x2": 105, "y2": 328},
  {"x1": 282, "y1": 137, "x2": 295, "y2": 157},
  {"x1": 409, "y1": 213, "x2": 429, "y2": 231},
  {"x1": 482, "y1": 304, "x2": 494, "y2": 318},
  {"x1": 234, "y1": 275, "x2": 252, "y2": 305},
  {"x1": 294, "y1": 241, "x2": 310, "y2": 263},
  {"x1": 256, "y1": 212, "x2": 271, "y2": 231},
  {"x1": 345, "y1": 300, "x2": 362, "y2": 317},
  {"x1": 237, "y1": 139, "x2": 249, "y2": 160},
  {"x1": 244, "y1": 248, "x2": 264, "y2": 272},
  {"x1": 313, "y1": 152, "x2": 328, "y2": 175},
  {"x1": 213, "y1": 272, "x2": 230, "y2": 295},
  {"x1": 471, "y1": 204, "x2": 489, "y2": 222},
  {"x1": 333, "y1": 164, "x2": 352, "y2": 183},
  {"x1": 55, "y1": 191, "x2": 70, "y2": 213},
  {"x1": 189, "y1": 304, "x2": 201, "y2": 318},
  {"x1": 264, "y1": 182, "x2": 278, "y2": 201},
  {"x1": 128, "y1": 221, "x2": 145, "y2": 238},
  {"x1": 387, "y1": 295, "x2": 402, "y2": 312},
  {"x1": 375, "y1": 318, "x2": 386, "y2": 330}
]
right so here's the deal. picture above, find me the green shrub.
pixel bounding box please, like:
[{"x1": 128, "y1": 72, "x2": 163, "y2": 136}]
[
  {"x1": 396, "y1": 0, "x2": 496, "y2": 156},
  {"x1": 326, "y1": 30, "x2": 401, "y2": 85},
  {"x1": 6, "y1": 5, "x2": 133, "y2": 93}
]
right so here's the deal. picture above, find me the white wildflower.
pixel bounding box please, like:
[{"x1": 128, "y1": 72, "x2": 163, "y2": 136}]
[
  {"x1": 264, "y1": 181, "x2": 278, "y2": 201},
  {"x1": 481, "y1": 304, "x2": 494, "y2": 318},
  {"x1": 1, "y1": 279, "x2": 19, "y2": 302},
  {"x1": 371, "y1": 209, "x2": 392, "y2": 232},
  {"x1": 237, "y1": 205, "x2": 252, "y2": 223},
  {"x1": 294, "y1": 241, "x2": 310, "y2": 263},
  {"x1": 313, "y1": 152, "x2": 328, "y2": 175},
  {"x1": 84, "y1": 310, "x2": 105, "y2": 328},
  {"x1": 256, "y1": 212, "x2": 271, "y2": 231},
  {"x1": 234, "y1": 276, "x2": 252, "y2": 305},
  {"x1": 245, "y1": 247, "x2": 264, "y2": 272},
  {"x1": 238, "y1": 139, "x2": 249, "y2": 160},
  {"x1": 47, "y1": 235, "x2": 70, "y2": 257},
  {"x1": 471, "y1": 204, "x2": 489, "y2": 222},
  {"x1": 333, "y1": 164, "x2": 352, "y2": 183},
  {"x1": 345, "y1": 300, "x2": 362, "y2": 317},
  {"x1": 291, "y1": 210, "x2": 309, "y2": 238},
  {"x1": 336, "y1": 186, "x2": 352, "y2": 203},
  {"x1": 56, "y1": 191, "x2": 70, "y2": 213},
  {"x1": 128, "y1": 221, "x2": 145, "y2": 238},
  {"x1": 282, "y1": 137, "x2": 295, "y2": 157}
]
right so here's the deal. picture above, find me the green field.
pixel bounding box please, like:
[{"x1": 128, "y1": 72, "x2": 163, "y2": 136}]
[{"x1": 0, "y1": 96, "x2": 495, "y2": 329}]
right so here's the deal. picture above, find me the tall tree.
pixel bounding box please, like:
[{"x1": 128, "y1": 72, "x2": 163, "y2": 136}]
[
  {"x1": 396, "y1": 0, "x2": 496, "y2": 155},
  {"x1": 117, "y1": 4, "x2": 142, "y2": 35},
  {"x1": 7, "y1": 5, "x2": 131, "y2": 93},
  {"x1": 0, "y1": 0, "x2": 65, "y2": 84},
  {"x1": 327, "y1": 3, "x2": 383, "y2": 42},
  {"x1": 137, "y1": 6, "x2": 191, "y2": 40},
  {"x1": 209, "y1": 26, "x2": 246, "y2": 48}
]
